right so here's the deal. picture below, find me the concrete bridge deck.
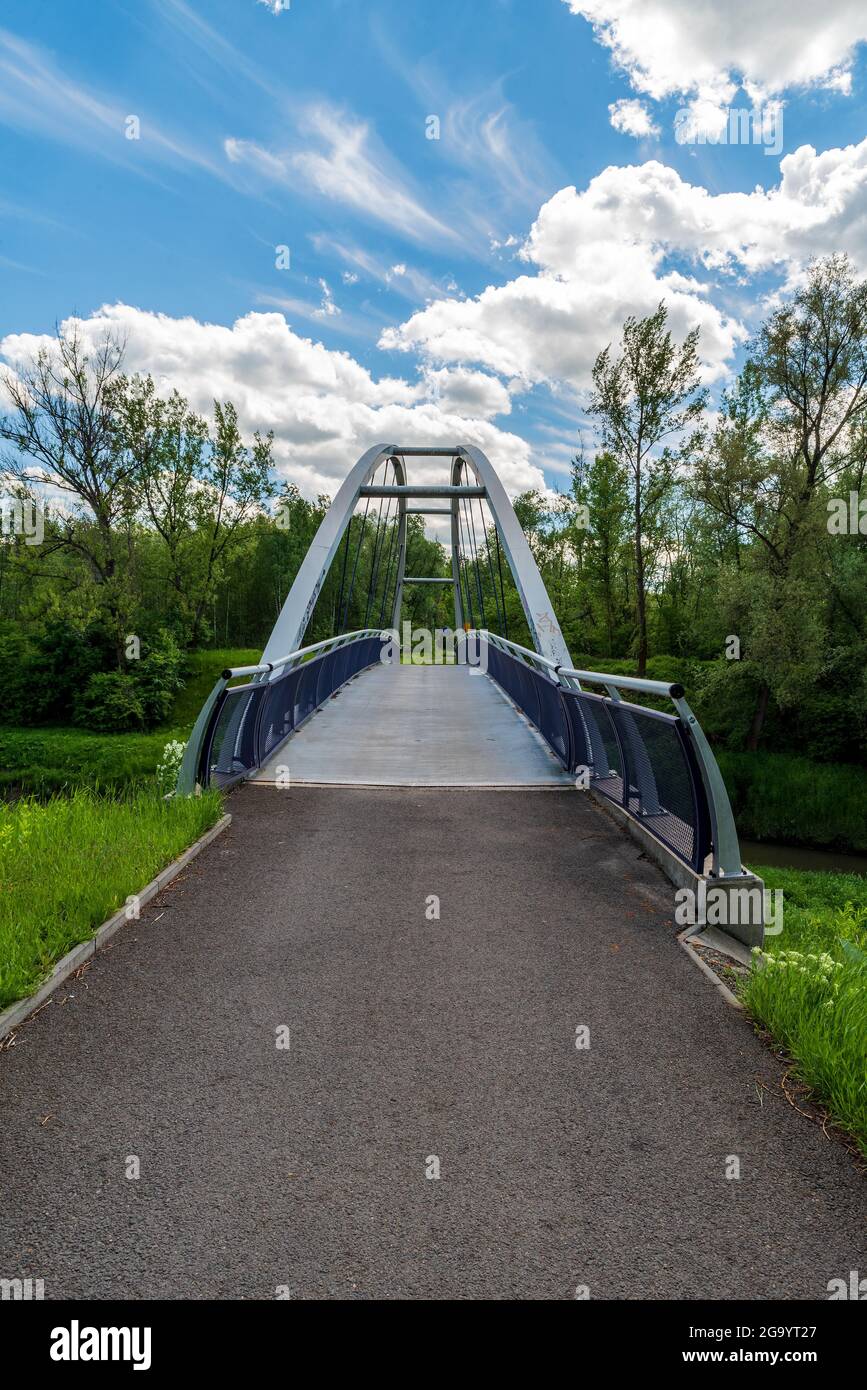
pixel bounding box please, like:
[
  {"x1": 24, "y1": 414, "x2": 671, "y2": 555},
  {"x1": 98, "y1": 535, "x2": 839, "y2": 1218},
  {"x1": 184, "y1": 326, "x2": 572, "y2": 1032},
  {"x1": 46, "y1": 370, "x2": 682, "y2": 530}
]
[
  {"x1": 0, "y1": 781, "x2": 863, "y2": 1300},
  {"x1": 255, "y1": 662, "x2": 573, "y2": 787}
]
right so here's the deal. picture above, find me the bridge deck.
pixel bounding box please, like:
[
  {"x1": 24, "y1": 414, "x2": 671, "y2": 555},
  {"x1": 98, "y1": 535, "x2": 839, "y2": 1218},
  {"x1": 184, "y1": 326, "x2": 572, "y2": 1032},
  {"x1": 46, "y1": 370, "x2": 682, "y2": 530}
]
[
  {"x1": 0, "y1": 785, "x2": 863, "y2": 1299},
  {"x1": 255, "y1": 662, "x2": 574, "y2": 787}
]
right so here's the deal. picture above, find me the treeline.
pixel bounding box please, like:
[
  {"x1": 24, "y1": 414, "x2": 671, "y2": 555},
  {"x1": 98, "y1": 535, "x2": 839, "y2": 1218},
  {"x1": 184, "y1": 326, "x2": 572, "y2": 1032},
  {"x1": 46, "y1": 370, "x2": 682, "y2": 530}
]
[{"x1": 0, "y1": 256, "x2": 865, "y2": 761}]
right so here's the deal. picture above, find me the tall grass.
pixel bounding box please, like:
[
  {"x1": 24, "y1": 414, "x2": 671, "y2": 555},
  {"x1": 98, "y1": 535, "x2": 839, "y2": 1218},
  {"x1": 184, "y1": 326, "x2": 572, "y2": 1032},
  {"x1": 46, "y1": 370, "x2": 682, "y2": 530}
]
[
  {"x1": 0, "y1": 788, "x2": 223, "y2": 1009},
  {"x1": 720, "y1": 751, "x2": 867, "y2": 853},
  {"x1": 741, "y1": 864, "x2": 867, "y2": 1156}
]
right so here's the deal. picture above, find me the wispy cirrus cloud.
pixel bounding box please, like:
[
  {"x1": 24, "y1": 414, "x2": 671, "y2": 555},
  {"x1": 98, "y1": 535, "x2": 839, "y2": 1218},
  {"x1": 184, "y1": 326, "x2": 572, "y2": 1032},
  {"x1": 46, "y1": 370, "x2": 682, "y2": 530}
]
[
  {"x1": 310, "y1": 234, "x2": 460, "y2": 305},
  {"x1": 0, "y1": 26, "x2": 226, "y2": 179},
  {"x1": 225, "y1": 104, "x2": 461, "y2": 247}
]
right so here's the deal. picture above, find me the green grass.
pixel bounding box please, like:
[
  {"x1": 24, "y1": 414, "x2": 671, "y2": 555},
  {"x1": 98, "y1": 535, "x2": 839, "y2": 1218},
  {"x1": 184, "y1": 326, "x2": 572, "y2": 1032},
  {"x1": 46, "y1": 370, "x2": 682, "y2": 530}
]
[
  {"x1": 164, "y1": 648, "x2": 260, "y2": 729},
  {"x1": 0, "y1": 649, "x2": 259, "y2": 795},
  {"x1": 720, "y1": 750, "x2": 867, "y2": 853},
  {"x1": 741, "y1": 863, "x2": 867, "y2": 1156},
  {"x1": 0, "y1": 727, "x2": 175, "y2": 793},
  {"x1": 0, "y1": 787, "x2": 223, "y2": 1009}
]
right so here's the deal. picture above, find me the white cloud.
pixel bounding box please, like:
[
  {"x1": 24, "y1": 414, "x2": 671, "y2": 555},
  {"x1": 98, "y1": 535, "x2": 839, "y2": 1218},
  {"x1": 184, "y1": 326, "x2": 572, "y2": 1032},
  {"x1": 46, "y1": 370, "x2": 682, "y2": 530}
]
[
  {"x1": 608, "y1": 98, "x2": 660, "y2": 138},
  {"x1": 423, "y1": 367, "x2": 511, "y2": 419},
  {"x1": 225, "y1": 105, "x2": 459, "y2": 247},
  {"x1": 566, "y1": 2, "x2": 867, "y2": 112},
  {"x1": 0, "y1": 305, "x2": 544, "y2": 503},
  {"x1": 256, "y1": 0, "x2": 288, "y2": 13},
  {"x1": 313, "y1": 279, "x2": 340, "y2": 318},
  {"x1": 381, "y1": 138, "x2": 867, "y2": 393}
]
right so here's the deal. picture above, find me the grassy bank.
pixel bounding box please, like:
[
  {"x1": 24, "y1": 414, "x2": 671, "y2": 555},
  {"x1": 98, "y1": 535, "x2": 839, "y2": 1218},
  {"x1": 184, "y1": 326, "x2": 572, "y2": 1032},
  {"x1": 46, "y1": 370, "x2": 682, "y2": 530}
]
[
  {"x1": 0, "y1": 787, "x2": 223, "y2": 1010},
  {"x1": 720, "y1": 751, "x2": 867, "y2": 854},
  {"x1": 0, "y1": 648, "x2": 258, "y2": 795},
  {"x1": 0, "y1": 727, "x2": 174, "y2": 794},
  {"x1": 741, "y1": 863, "x2": 867, "y2": 1156}
]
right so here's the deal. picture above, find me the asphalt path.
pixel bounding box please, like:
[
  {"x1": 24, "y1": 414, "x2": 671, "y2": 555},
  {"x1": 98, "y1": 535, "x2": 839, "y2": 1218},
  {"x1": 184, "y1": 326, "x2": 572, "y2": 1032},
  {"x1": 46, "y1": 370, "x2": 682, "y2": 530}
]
[{"x1": 1, "y1": 785, "x2": 863, "y2": 1299}]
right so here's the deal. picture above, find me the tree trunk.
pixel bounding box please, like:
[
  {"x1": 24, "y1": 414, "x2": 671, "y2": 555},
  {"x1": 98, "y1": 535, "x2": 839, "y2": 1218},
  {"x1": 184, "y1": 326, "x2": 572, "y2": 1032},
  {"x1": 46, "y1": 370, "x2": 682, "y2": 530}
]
[
  {"x1": 746, "y1": 681, "x2": 770, "y2": 751},
  {"x1": 635, "y1": 529, "x2": 647, "y2": 676}
]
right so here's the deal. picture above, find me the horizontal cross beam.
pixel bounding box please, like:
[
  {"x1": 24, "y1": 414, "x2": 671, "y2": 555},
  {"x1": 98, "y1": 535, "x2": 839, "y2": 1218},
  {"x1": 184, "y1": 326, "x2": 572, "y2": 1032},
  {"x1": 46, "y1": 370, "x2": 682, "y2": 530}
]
[
  {"x1": 385, "y1": 446, "x2": 463, "y2": 457},
  {"x1": 403, "y1": 576, "x2": 454, "y2": 584},
  {"x1": 360, "y1": 485, "x2": 486, "y2": 498}
]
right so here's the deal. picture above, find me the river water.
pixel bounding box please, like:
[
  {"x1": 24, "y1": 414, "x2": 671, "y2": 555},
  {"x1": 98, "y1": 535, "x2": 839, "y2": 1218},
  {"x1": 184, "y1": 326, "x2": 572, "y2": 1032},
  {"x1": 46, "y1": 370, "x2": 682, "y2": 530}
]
[{"x1": 739, "y1": 839, "x2": 867, "y2": 876}]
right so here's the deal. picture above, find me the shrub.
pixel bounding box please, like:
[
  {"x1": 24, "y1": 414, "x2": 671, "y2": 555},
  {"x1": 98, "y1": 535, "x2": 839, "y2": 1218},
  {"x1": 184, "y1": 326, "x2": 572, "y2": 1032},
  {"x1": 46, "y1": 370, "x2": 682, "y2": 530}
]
[
  {"x1": 0, "y1": 626, "x2": 37, "y2": 724},
  {"x1": 133, "y1": 630, "x2": 185, "y2": 726},
  {"x1": 74, "y1": 671, "x2": 145, "y2": 733}
]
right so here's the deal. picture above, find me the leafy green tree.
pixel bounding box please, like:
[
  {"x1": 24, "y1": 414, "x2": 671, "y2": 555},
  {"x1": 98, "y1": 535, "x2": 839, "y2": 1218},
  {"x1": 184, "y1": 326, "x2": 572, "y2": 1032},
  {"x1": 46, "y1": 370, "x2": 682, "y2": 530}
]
[
  {"x1": 589, "y1": 303, "x2": 707, "y2": 674},
  {"x1": 695, "y1": 255, "x2": 867, "y2": 747}
]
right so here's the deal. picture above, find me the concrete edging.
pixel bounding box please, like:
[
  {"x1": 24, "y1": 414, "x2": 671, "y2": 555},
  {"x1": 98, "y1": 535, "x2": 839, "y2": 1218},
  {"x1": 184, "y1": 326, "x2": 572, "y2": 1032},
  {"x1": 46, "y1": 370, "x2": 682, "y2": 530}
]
[
  {"x1": 677, "y1": 929, "x2": 744, "y2": 1010},
  {"x1": 0, "y1": 812, "x2": 232, "y2": 1043}
]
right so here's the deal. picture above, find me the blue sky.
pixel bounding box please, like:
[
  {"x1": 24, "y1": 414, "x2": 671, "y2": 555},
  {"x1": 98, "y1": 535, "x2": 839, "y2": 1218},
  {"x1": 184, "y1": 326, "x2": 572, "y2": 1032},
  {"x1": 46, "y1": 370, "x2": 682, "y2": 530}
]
[{"x1": 2, "y1": 0, "x2": 867, "y2": 505}]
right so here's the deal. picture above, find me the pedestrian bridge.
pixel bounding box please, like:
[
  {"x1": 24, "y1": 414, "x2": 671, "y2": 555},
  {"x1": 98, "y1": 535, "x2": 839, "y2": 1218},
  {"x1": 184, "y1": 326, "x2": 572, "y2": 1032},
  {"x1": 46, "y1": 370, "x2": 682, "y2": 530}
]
[{"x1": 177, "y1": 443, "x2": 755, "y2": 941}]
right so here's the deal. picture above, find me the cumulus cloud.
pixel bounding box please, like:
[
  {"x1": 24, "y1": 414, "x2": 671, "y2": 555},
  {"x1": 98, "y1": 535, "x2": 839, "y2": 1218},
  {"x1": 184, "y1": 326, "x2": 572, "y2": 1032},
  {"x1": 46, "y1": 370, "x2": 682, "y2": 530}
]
[
  {"x1": 380, "y1": 138, "x2": 867, "y2": 393},
  {"x1": 608, "y1": 98, "x2": 660, "y2": 139},
  {"x1": 423, "y1": 367, "x2": 511, "y2": 419},
  {"x1": 565, "y1": 1, "x2": 867, "y2": 99},
  {"x1": 0, "y1": 305, "x2": 543, "y2": 502},
  {"x1": 567, "y1": 2, "x2": 867, "y2": 137}
]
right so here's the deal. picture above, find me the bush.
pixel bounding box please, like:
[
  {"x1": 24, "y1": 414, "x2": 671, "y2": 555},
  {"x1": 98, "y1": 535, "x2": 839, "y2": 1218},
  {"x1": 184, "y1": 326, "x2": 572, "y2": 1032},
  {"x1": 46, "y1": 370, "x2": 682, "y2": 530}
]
[
  {"x1": 134, "y1": 630, "x2": 185, "y2": 725},
  {"x1": 29, "y1": 619, "x2": 116, "y2": 723},
  {"x1": 718, "y1": 749, "x2": 867, "y2": 853},
  {"x1": 741, "y1": 867, "x2": 867, "y2": 1156},
  {"x1": 0, "y1": 626, "x2": 37, "y2": 724},
  {"x1": 74, "y1": 671, "x2": 145, "y2": 732}
]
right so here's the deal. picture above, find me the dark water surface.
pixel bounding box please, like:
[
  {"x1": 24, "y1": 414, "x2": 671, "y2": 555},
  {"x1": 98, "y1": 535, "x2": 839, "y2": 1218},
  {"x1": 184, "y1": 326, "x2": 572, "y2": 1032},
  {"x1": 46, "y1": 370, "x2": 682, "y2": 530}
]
[{"x1": 740, "y1": 839, "x2": 867, "y2": 876}]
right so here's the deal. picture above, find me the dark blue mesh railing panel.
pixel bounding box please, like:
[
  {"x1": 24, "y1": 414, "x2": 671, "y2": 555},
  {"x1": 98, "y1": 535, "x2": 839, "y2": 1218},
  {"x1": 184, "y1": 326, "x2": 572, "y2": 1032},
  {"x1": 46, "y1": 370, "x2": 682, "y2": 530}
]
[
  {"x1": 202, "y1": 635, "x2": 384, "y2": 788},
  {"x1": 561, "y1": 689, "x2": 708, "y2": 871},
  {"x1": 485, "y1": 644, "x2": 568, "y2": 765},
  {"x1": 534, "y1": 671, "x2": 569, "y2": 763},
  {"x1": 259, "y1": 666, "x2": 302, "y2": 760},
  {"x1": 205, "y1": 683, "x2": 267, "y2": 788},
  {"x1": 566, "y1": 692, "x2": 624, "y2": 803}
]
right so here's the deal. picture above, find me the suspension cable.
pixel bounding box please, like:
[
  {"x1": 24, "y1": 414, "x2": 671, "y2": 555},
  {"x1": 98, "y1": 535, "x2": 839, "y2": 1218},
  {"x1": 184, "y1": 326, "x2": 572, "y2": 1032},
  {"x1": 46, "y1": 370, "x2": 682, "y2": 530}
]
[
  {"x1": 340, "y1": 462, "x2": 375, "y2": 632},
  {"x1": 466, "y1": 487, "x2": 487, "y2": 629},
  {"x1": 494, "y1": 524, "x2": 510, "y2": 639},
  {"x1": 456, "y1": 483, "x2": 476, "y2": 631},
  {"x1": 377, "y1": 455, "x2": 402, "y2": 627},
  {"x1": 479, "y1": 496, "x2": 504, "y2": 633},
  {"x1": 364, "y1": 459, "x2": 392, "y2": 627}
]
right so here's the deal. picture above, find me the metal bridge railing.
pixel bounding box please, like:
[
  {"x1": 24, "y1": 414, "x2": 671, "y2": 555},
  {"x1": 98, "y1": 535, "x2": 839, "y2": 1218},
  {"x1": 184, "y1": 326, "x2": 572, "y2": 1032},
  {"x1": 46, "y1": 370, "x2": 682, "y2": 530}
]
[
  {"x1": 476, "y1": 631, "x2": 744, "y2": 880},
  {"x1": 175, "y1": 629, "x2": 385, "y2": 794}
]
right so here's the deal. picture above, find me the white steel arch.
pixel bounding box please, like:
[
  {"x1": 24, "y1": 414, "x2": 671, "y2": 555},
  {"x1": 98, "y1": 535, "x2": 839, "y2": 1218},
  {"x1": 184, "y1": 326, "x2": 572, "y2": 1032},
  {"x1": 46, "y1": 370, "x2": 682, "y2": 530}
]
[{"x1": 260, "y1": 443, "x2": 572, "y2": 669}]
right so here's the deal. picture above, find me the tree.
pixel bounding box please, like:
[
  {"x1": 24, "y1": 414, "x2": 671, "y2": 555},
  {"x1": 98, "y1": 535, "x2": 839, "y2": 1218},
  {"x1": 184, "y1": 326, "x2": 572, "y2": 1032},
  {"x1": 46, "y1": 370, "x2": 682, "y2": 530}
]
[
  {"x1": 589, "y1": 303, "x2": 707, "y2": 674},
  {"x1": 0, "y1": 324, "x2": 135, "y2": 658},
  {"x1": 112, "y1": 381, "x2": 274, "y2": 646},
  {"x1": 577, "y1": 452, "x2": 630, "y2": 656},
  {"x1": 695, "y1": 254, "x2": 867, "y2": 747}
]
